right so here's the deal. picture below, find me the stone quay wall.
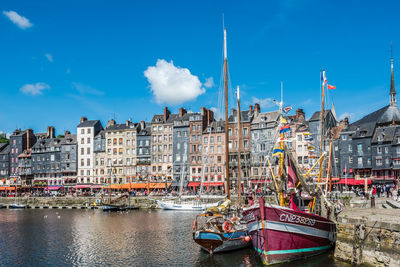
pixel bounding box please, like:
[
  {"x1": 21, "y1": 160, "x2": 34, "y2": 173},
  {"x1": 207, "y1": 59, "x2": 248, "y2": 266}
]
[{"x1": 334, "y1": 208, "x2": 400, "y2": 267}]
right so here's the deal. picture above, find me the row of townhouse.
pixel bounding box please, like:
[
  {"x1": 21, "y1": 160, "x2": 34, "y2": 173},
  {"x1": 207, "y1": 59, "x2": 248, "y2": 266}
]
[{"x1": 1, "y1": 54, "x2": 398, "y2": 190}]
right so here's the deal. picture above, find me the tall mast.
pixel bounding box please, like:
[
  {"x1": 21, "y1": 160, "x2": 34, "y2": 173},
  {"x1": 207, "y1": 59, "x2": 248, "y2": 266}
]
[
  {"x1": 320, "y1": 70, "x2": 326, "y2": 162},
  {"x1": 223, "y1": 28, "x2": 230, "y2": 200},
  {"x1": 279, "y1": 82, "x2": 285, "y2": 206},
  {"x1": 236, "y1": 86, "x2": 242, "y2": 206}
]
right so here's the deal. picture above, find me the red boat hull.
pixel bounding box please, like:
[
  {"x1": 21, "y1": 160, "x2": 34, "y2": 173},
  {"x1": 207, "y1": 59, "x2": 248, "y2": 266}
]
[{"x1": 243, "y1": 202, "x2": 336, "y2": 265}]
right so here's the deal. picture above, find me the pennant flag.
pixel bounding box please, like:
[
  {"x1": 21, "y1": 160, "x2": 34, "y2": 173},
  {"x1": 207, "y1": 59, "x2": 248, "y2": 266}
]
[
  {"x1": 283, "y1": 106, "x2": 292, "y2": 114},
  {"x1": 303, "y1": 132, "x2": 312, "y2": 136},
  {"x1": 287, "y1": 156, "x2": 299, "y2": 189},
  {"x1": 280, "y1": 124, "x2": 290, "y2": 134},
  {"x1": 298, "y1": 125, "x2": 308, "y2": 131},
  {"x1": 327, "y1": 84, "x2": 336, "y2": 90},
  {"x1": 272, "y1": 148, "x2": 284, "y2": 156},
  {"x1": 280, "y1": 116, "x2": 287, "y2": 124},
  {"x1": 321, "y1": 70, "x2": 327, "y2": 86},
  {"x1": 307, "y1": 146, "x2": 314, "y2": 151}
]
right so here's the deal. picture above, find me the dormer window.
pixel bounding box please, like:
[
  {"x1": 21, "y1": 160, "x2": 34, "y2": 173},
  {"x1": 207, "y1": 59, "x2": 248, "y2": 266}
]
[
  {"x1": 397, "y1": 137, "x2": 400, "y2": 143},
  {"x1": 378, "y1": 134, "x2": 384, "y2": 142},
  {"x1": 261, "y1": 116, "x2": 267, "y2": 121}
]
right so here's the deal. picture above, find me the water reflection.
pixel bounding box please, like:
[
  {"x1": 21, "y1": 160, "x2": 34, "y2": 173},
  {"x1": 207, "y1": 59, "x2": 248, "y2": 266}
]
[{"x1": 0, "y1": 209, "x2": 347, "y2": 267}]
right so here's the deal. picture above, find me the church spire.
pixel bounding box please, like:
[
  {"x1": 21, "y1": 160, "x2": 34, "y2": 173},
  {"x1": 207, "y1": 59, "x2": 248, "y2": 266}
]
[{"x1": 390, "y1": 43, "x2": 397, "y2": 106}]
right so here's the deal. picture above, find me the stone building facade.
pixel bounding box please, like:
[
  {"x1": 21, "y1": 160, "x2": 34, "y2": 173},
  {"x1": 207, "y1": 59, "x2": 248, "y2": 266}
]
[
  {"x1": 60, "y1": 133, "x2": 78, "y2": 187},
  {"x1": 172, "y1": 108, "x2": 190, "y2": 186},
  {"x1": 136, "y1": 121, "x2": 151, "y2": 181},
  {"x1": 250, "y1": 105, "x2": 280, "y2": 181},
  {"x1": 0, "y1": 144, "x2": 10, "y2": 181}
]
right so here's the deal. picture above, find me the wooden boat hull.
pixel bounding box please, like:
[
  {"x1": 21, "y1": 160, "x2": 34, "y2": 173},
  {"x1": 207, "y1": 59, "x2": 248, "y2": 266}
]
[
  {"x1": 9, "y1": 204, "x2": 26, "y2": 209},
  {"x1": 102, "y1": 205, "x2": 127, "y2": 212},
  {"x1": 243, "y1": 204, "x2": 336, "y2": 265},
  {"x1": 193, "y1": 229, "x2": 250, "y2": 253}
]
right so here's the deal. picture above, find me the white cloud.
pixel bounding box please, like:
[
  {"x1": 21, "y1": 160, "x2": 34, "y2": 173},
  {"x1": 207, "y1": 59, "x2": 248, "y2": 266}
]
[
  {"x1": 45, "y1": 53, "x2": 53, "y2": 62},
  {"x1": 339, "y1": 112, "x2": 353, "y2": 121},
  {"x1": 3, "y1": 10, "x2": 33, "y2": 29},
  {"x1": 144, "y1": 59, "x2": 205, "y2": 105},
  {"x1": 252, "y1": 96, "x2": 275, "y2": 109},
  {"x1": 20, "y1": 82, "x2": 50, "y2": 95},
  {"x1": 72, "y1": 82, "x2": 104, "y2": 96},
  {"x1": 204, "y1": 77, "x2": 215, "y2": 88}
]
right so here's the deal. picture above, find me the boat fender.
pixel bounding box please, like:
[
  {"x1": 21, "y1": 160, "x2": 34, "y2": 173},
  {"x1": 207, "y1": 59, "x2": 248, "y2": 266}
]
[
  {"x1": 192, "y1": 220, "x2": 197, "y2": 231},
  {"x1": 244, "y1": 236, "x2": 251, "y2": 242},
  {"x1": 223, "y1": 221, "x2": 231, "y2": 232}
]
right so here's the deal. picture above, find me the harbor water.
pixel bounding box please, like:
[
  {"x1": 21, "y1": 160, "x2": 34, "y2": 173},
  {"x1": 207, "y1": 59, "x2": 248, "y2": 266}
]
[{"x1": 0, "y1": 209, "x2": 348, "y2": 266}]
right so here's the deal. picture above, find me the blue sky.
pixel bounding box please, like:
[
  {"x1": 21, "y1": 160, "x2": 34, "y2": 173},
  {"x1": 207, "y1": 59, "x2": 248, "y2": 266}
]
[{"x1": 1, "y1": 0, "x2": 399, "y2": 135}]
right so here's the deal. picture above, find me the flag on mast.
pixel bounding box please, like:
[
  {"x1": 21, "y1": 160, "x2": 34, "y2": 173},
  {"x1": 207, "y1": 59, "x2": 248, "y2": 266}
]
[
  {"x1": 321, "y1": 70, "x2": 327, "y2": 86},
  {"x1": 327, "y1": 84, "x2": 336, "y2": 90}
]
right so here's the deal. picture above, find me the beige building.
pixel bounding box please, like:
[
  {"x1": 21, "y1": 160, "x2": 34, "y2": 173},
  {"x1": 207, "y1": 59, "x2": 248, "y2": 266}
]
[
  {"x1": 104, "y1": 119, "x2": 138, "y2": 184},
  {"x1": 201, "y1": 120, "x2": 226, "y2": 185}
]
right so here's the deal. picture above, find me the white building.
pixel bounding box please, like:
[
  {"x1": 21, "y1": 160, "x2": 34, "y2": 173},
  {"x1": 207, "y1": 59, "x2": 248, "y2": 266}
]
[{"x1": 77, "y1": 117, "x2": 103, "y2": 185}]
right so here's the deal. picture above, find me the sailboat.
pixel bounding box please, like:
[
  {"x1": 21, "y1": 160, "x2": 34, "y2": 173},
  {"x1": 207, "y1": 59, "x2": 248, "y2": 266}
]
[
  {"x1": 192, "y1": 28, "x2": 251, "y2": 254},
  {"x1": 102, "y1": 166, "x2": 128, "y2": 211},
  {"x1": 242, "y1": 71, "x2": 337, "y2": 265},
  {"x1": 157, "y1": 147, "x2": 219, "y2": 211}
]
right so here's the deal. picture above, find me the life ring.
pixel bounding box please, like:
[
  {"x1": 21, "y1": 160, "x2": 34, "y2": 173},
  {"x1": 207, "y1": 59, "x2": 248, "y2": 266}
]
[
  {"x1": 192, "y1": 220, "x2": 197, "y2": 231},
  {"x1": 223, "y1": 221, "x2": 232, "y2": 232}
]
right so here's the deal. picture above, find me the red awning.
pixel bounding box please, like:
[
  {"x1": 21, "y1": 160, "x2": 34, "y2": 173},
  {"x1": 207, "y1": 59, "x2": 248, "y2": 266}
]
[
  {"x1": 45, "y1": 186, "x2": 62, "y2": 191},
  {"x1": 74, "y1": 184, "x2": 92, "y2": 189},
  {"x1": 90, "y1": 185, "x2": 103, "y2": 189},
  {"x1": 188, "y1": 182, "x2": 223, "y2": 187},
  {"x1": 335, "y1": 178, "x2": 371, "y2": 185}
]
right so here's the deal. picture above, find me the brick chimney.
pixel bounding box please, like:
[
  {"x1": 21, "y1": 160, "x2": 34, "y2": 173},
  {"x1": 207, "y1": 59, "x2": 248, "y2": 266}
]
[
  {"x1": 126, "y1": 120, "x2": 131, "y2": 126},
  {"x1": 26, "y1": 129, "x2": 34, "y2": 149},
  {"x1": 249, "y1": 105, "x2": 254, "y2": 116},
  {"x1": 47, "y1": 126, "x2": 55, "y2": 139},
  {"x1": 107, "y1": 119, "x2": 116, "y2": 127},
  {"x1": 254, "y1": 103, "x2": 261, "y2": 114},
  {"x1": 64, "y1": 130, "x2": 71, "y2": 136},
  {"x1": 340, "y1": 117, "x2": 350, "y2": 128},
  {"x1": 80, "y1": 117, "x2": 87, "y2": 123},
  {"x1": 179, "y1": 107, "x2": 187, "y2": 117},
  {"x1": 140, "y1": 121, "x2": 145, "y2": 130},
  {"x1": 296, "y1": 108, "x2": 305, "y2": 122},
  {"x1": 163, "y1": 107, "x2": 170, "y2": 122}
]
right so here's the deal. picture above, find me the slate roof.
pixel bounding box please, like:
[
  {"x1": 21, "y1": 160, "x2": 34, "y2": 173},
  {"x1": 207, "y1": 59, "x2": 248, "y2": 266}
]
[
  {"x1": 151, "y1": 114, "x2": 165, "y2": 123},
  {"x1": 0, "y1": 143, "x2": 9, "y2": 153},
  {"x1": 228, "y1": 109, "x2": 252, "y2": 123},
  {"x1": 309, "y1": 110, "x2": 332, "y2": 122},
  {"x1": 94, "y1": 130, "x2": 105, "y2": 139},
  {"x1": 371, "y1": 125, "x2": 398, "y2": 143},
  {"x1": 77, "y1": 120, "x2": 101, "y2": 128},
  {"x1": 203, "y1": 120, "x2": 225, "y2": 134},
  {"x1": 32, "y1": 137, "x2": 63, "y2": 150},
  {"x1": 138, "y1": 126, "x2": 151, "y2": 136},
  {"x1": 349, "y1": 122, "x2": 376, "y2": 139},
  {"x1": 351, "y1": 105, "x2": 400, "y2": 126},
  {"x1": 0, "y1": 144, "x2": 9, "y2": 154},
  {"x1": 105, "y1": 122, "x2": 137, "y2": 132},
  {"x1": 61, "y1": 134, "x2": 77, "y2": 144}
]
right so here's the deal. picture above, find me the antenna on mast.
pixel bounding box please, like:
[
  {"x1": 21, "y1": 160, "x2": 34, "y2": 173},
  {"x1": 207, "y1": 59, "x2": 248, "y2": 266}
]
[{"x1": 280, "y1": 81, "x2": 283, "y2": 112}]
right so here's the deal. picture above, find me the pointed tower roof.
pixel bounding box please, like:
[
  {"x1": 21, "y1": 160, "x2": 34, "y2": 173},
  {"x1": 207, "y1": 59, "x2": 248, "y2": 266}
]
[
  {"x1": 331, "y1": 102, "x2": 338, "y2": 122},
  {"x1": 390, "y1": 43, "x2": 397, "y2": 107},
  {"x1": 391, "y1": 54, "x2": 396, "y2": 94}
]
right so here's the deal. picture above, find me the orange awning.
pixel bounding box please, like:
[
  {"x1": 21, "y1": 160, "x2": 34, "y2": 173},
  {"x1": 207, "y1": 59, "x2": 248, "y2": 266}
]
[
  {"x1": 0, "y1": 187, "x2": 5, "y2": 191},
  {"x1": 102, "y1": 184, "x2": 122, "y2": 189}
]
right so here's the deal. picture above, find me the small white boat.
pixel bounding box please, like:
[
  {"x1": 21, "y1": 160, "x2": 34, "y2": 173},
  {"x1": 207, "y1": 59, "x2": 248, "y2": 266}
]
[
  {"x1": 9, "y1": 203, "x2": 26, "y2": 209},
  {"x1": 157, "y1": 199, "x2": 219, "y2": 211}
]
